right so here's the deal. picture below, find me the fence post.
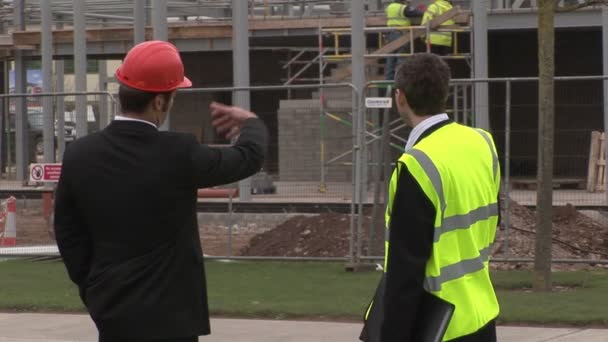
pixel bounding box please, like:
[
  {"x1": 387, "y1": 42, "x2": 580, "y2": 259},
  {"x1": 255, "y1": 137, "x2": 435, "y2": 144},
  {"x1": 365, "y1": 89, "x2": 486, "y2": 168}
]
[
  {"x1": 350, "y1": 86, "x2": 359, "y2": 266},
  {"x1": 227, "y1": 192, "x2": 233, "y2": 257},
  {"x1": 603, "y1": 6, "x2": 608, "y2": 206},
  {"x1": 504, "y1": 80, "x2": 512, "y2": 258},
  {"x1": 0, "y1": 97, "x2": 3, "y2": 177}
]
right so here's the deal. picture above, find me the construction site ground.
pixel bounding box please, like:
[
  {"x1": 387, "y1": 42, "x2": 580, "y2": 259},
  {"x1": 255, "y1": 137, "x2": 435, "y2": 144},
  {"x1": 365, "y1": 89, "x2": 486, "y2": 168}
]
[{"x1": 7, "y1": 193, "x2": 608, "y2": 269}]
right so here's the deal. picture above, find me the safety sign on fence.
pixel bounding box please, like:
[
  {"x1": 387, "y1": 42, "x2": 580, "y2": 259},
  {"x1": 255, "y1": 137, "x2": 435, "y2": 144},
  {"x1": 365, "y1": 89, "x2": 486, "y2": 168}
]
[
  {"x1": 365, "y1": 97, "x2": 393, "y2": 109},
  {"x1": 30, "y1": 163, "x2": 62, "y2": 182}
]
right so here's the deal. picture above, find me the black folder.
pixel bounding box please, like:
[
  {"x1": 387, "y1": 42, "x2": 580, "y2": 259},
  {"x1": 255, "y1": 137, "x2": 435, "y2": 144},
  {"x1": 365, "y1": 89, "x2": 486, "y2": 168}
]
[{"x1": 360, "y1": 274, "x2": 455, "y2": 342}]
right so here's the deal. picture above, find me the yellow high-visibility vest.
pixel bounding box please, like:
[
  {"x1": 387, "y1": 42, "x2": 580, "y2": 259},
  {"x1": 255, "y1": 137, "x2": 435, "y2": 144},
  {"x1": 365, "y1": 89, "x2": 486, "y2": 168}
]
[
  {"x1": 383, "y1": 122, "x2": 500, "y2": 341},
  {"x1": 386, "y1": 3, "x2": 412, "y2": 27},
  {"x1": 422, "y1": 0, "x2": 455, "y2": 47}
]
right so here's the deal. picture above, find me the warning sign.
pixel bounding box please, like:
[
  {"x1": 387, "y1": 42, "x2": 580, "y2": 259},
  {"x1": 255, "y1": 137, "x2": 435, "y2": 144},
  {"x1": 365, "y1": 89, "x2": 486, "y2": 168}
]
[
  {"x1": 30, "y1": 164, "x2": 62, "y2": 182},
  {"x1": 365, "y1": 97, "x2": 393, "y2": 109}
]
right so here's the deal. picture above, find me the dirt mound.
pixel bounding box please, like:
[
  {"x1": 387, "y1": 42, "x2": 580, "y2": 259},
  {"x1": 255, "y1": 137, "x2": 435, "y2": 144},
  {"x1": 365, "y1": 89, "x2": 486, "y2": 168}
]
[
  {"x1": 552, "y1": 204, "x2": 608, "y2": 256},
  {"x1": 242, "y1": 200, "x2": 608, "y2": 264},
  {"x1": 241, "y1": 214, "x2": 350, "y2": 257},
  {"x1": 494, "y1": 201, "x2": 608, "y2": 261},
  {"x1": 240, "y1": 213, "x2": 382, "y2": 257}
]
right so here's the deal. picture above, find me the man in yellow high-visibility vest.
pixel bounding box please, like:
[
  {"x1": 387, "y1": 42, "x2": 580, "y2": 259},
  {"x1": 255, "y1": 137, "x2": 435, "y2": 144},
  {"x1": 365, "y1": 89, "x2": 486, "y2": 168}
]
[
  {"x1": 384, "y1": 0, "x2": 424, "y2": 80},
  {"x1": 360, "y1": 53, "x2": 500, "y2": 342},
  {"x1": 422, "y1": 0, "x2": 455, "y2": 55}
]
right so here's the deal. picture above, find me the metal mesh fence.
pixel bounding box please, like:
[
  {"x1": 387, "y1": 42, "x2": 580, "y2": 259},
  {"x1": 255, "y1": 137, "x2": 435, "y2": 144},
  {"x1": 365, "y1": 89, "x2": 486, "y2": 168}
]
[
  {"x1": 184, "y1": 84, "x2": 358, "y2": 260},
  {"x1": 175, "y1": 84, "x2": 357, "y2": 200},
  {"x1": 1, "y1": 92, "x2": 117, "y2": 183},
  {"x1": 0, "y1": 84, "x2": 359, "y2": 260},
  {"x1": 0, "y1": 92, "x2": 117, "y2": 257},
  {"x1": 2, "y1": 79, "x2": 608, "y2": 265},
  {"x1": 360, "y1": 77, "x2": 608, "y2": 265}
]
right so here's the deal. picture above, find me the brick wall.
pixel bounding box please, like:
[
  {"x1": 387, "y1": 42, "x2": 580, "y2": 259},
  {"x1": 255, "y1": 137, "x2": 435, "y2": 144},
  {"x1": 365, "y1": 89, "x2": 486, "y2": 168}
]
[{"x1": 278, "y1": 102, "x2": 353, "y2": 182}]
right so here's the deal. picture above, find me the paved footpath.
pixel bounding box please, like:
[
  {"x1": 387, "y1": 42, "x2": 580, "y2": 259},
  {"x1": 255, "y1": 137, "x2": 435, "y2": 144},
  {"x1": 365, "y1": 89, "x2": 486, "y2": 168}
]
[{"x1": 0, "y1": 314, "x2": 606, "y2": 342}]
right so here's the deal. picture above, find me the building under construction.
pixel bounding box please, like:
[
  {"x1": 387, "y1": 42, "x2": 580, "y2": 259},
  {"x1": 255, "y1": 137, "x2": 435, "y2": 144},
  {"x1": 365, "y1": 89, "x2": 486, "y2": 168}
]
[{"x1": 0, "y1": 0, "x2": 607, "y2": 201}]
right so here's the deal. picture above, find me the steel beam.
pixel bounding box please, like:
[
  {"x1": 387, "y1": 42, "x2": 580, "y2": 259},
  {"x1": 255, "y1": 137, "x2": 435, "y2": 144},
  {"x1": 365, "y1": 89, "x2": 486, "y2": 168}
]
[
  {"x1": 153, "y1": 0, "x2": 168, "y2": 41},
  {"x1": 351, "y1": 0, "x2": 366, "y2": 263},
  {"x1": 473, "y1": 0, "x2": 489, "y2": 129},
  {"x1": 0, "y1": 63, "x2": 5, "y2": 176},
  {"x1": 73, "y1": 0, "x2": 88, "y2": 138},
  {"x1": 134, "y1": 0, "x2": 146, "y2": 44},
  {"x1": 53, "y1": 10, "x2": 134, "y2": 21},
  {"x1": 41, "y1": 0, "x2": 54, "y2": 163},
  {"x1": 56, "y1": 21, "x2": 66, "y2": 161},
  {"x1": 603, "y1": 6, "x2": 608, "y2": 207},
  {"x1": 56, "y1": 59, "x2": 66, "y2": 160},
  {"x1": 98, "y1": 60, "x2": 109, "y2": 129},
  {"x1": 232, "y1": 0, "x2": 252, "y2": 202},
  {"x1": 153, "y1": 0, "x2": 169, "y2": 131},
  {"x1": 14, "y1": 0, "x2": 28, "y2": 181}
]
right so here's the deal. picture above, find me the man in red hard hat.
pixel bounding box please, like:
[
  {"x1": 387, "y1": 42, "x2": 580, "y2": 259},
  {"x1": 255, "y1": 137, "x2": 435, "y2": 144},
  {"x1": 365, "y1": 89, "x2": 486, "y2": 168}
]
[{"x1": 54, "y1": 40, "x2": 267, "y2": 342}]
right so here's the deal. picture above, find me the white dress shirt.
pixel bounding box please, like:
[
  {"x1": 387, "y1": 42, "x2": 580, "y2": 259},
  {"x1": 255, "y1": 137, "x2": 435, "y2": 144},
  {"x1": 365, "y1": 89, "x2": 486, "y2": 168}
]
[
  {"x1": 114, "y1": 115, "x2": 158, "y2": 130},
  {"x1": 404, "y1": 113, "x2": 450, "y2": 151}
]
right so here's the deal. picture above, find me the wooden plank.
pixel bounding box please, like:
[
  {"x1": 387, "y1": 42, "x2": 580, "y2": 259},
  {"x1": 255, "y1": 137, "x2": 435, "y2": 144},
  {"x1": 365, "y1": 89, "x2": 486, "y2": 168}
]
[
  {"x1": 13, "y1": 45, "x2": 36, "y2": 50},
  {"x1": 330, "y1": 7, "x2": 463, "y2": 82},
  {"x1": 14, "y1": 27, "x2": 134, "y2": 45},
  {"x1": 454, "y1": 12, "x2": 471, "y2": 24},
  {"x1": 168, "y1": 25, "x2": 232, "y2": 39},
  {"x1": 587, "y1": 131, "x2": 601, "y2": 192},
  {"x1": 10, "y1": 16, "x2": 389, "y2": 47},
  {"x1": 13, "y1": 25, "x2": 235, "y2": 46},
  {"x1": 6, "y1": 10, "x2": 465, "y2": 49},
  {"x1": 0, "y1": 35, "x2": 13, "y2": 47}
]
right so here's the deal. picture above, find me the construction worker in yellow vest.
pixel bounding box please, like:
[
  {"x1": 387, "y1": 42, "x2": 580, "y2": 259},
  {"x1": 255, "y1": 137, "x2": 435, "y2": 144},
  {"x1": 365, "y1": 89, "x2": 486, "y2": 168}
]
[
  {"x1": 422, "y1": 0, "x2": 455, "y2": 55},
  {"x1": 359, "y1": 53, "x2": 500, "y2": 342},
  {"x1": 384, "y1": 0, "x2": 424, "y2": 80}
]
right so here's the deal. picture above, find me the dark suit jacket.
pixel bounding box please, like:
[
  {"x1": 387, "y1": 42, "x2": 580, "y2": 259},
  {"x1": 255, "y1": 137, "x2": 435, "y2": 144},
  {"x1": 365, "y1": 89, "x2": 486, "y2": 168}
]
[{"x1": 54, "y1": 118, "x2": 267, "y2": 339}]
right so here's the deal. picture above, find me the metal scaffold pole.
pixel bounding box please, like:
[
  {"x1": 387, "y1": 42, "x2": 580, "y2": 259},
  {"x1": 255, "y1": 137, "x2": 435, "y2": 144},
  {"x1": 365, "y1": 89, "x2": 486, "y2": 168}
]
[
  {"x1": 351, "y1": 0, "x2": 366, "y2": 265},
  {"x1": 603, "y1": 6, "x2": 608, "y2": 207},
  {"x1": 233, "y1": 0, "x2": 253, "y2": 202},
  {"x1": 73, "y1": 0, "x2": 88, "y2": 138},
  {"x1": 14, "y1": 0, "x2": 28, "y2": 180},
  {"x1": 134, "y1": 0, "x2": 146, "y2": 44},
  {"x1": 153, "y1": 0, "x2": 170, "y2": 131},
  {"x1": 473, "y1": 0, "x2": 489, "y2": 129},
  {"x1": 41, "y1": 0, "x2": 54, "y2": 163}
]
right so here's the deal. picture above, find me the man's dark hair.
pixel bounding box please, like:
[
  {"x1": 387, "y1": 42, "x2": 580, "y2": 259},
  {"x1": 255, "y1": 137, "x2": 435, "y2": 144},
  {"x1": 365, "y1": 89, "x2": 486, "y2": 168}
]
[
  {"x1": 395, "y1": 53, "x2": 451, "y2": 116},
  {"x1": 118, "y1": 84, "x2": 172, "y2": 114}
]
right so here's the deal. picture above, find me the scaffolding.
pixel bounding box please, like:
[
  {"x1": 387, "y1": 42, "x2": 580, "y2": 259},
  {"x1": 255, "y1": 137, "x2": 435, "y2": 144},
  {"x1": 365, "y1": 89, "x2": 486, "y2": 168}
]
[{"x1": 303, "y1": 7, "x2": 475, "y2": 192}]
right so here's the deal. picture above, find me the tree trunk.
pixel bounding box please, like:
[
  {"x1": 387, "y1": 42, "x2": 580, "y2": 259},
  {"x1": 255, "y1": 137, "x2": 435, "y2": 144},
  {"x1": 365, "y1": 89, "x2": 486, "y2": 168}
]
[{"x1": 534, "y1": 0, "x2": 555, "y2": 292}]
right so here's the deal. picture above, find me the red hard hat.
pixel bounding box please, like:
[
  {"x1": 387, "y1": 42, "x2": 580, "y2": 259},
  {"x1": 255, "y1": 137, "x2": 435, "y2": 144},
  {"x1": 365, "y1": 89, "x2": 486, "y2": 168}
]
[{"x1": 116, "y1": 40, "x2": 192, "y2": 92}]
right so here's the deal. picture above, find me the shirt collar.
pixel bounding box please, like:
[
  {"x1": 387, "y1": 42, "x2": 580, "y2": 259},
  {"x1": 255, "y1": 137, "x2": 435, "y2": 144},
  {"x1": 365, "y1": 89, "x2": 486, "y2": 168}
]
[
  {"x1": 114, "y1": 115, "x2": 158, "y2": 130},
  {"x1": 405, "y1": 113, "x2": 450, "y2": 151}
]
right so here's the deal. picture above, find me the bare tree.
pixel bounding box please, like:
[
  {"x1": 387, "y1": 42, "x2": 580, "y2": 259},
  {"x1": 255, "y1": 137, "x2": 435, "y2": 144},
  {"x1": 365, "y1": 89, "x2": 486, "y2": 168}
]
[{"x1": 534, "y1": 0, "x2": 608, "y2": 292}]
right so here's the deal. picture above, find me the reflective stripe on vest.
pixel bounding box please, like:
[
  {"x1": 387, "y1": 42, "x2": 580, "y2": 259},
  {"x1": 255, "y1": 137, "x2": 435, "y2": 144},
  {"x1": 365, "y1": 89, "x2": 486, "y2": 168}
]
[
  {"x1": 475, "y1": 129, "x2": 500, "y2": 182},
  {"x1": 389, "y1": 122, "x2": 500, "y2": 341},
  {"x1": 386, "y1": 3, "x2": 411, "y2": 27},
  {"x1": 422, "y1": 1, "x2": 455, "y2": 47},
  {"x1": 424, "y1": 245, "x2": 492, "y2": 292},
  {"x1": 411, "y1": 128, "x2": 500, "y2": 244}
]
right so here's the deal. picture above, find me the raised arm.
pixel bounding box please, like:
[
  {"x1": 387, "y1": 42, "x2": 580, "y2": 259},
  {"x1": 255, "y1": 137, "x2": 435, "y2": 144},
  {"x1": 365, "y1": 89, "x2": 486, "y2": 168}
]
[{"x1": 190, "y1": 102, "x2": 268, "y2": 189}]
